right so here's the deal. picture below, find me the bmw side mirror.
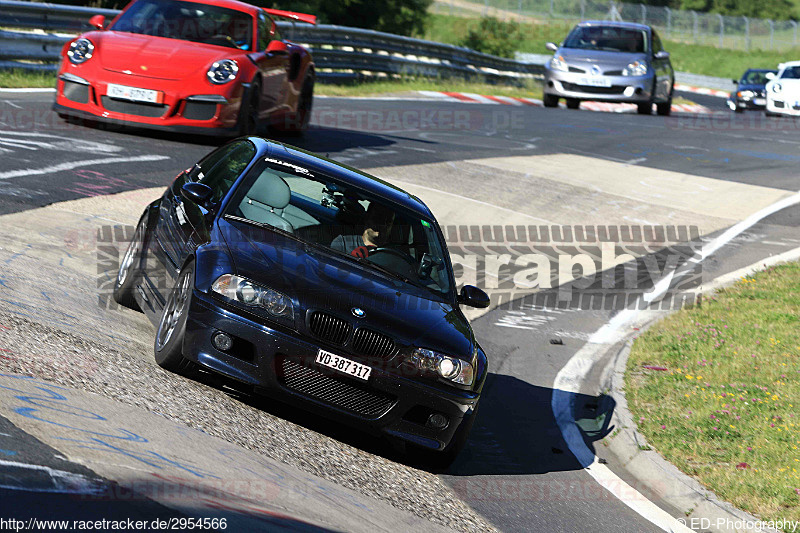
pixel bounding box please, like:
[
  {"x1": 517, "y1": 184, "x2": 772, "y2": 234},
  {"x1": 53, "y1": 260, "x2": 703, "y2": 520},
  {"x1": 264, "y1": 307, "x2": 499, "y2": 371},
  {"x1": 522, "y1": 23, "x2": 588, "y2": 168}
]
[
  {"x1": 89, "y1": 14, "x2": 106, "y2": 30},
  {"x1": 654, "y1": 51, "x2": 670, "y2": 59},
  {"x1": 458, "y1": 285, "x2": 490, "y2": 309},
  {"x1": 732, "y1": 79, "x2": 739, "y2": 85},
  {"x1": 181, "y1": 182, "x2": 213, "y2": 206},
  {"x1": 545, "y1": 42, "x2": 558, "y2": 52}
]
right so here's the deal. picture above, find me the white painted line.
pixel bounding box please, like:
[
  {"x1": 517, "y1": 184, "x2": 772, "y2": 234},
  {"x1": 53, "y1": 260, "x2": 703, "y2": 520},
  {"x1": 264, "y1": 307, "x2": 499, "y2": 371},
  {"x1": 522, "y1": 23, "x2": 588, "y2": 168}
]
[
  {"x1": 551, "y1": 190, "x2": 800, "y2": 532},
  {"x1": 0, "y1": 88, "x2": 55, "y2": 94},
  {"x1": 0, "y1": 155, "x2": 170, "y2": 181}
]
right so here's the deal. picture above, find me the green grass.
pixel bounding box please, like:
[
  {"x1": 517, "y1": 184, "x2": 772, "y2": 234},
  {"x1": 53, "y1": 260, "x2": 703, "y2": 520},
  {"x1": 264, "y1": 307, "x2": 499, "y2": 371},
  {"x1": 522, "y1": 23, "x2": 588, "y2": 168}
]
[
  {"x1": 0, "y1": 68, "x2": 56, "y2": 88},
  {"x1": 626, "y1": 262, "x2": 800, "y2": 524},
  {"x1": 316, "y1": 77, "x2": 542, "y2": 98},
  {"x1": 422, "y1": 13, "x2": 800, "y2": 80}
]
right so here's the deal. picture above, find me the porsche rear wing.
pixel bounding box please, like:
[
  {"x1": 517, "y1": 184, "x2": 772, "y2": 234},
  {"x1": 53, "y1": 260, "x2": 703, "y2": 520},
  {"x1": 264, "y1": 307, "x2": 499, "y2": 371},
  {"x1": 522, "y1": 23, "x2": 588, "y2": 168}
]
[{"x1": 263, "y1": 8, "x2": 317, "y2": 25}]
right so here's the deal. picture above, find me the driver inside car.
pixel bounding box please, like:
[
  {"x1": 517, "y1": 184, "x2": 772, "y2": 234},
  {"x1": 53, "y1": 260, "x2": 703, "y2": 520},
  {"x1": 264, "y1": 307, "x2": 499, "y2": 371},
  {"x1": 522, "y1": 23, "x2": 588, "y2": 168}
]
[{"x1": 331, "y1": 202, "x2": 395, "y2": 258}]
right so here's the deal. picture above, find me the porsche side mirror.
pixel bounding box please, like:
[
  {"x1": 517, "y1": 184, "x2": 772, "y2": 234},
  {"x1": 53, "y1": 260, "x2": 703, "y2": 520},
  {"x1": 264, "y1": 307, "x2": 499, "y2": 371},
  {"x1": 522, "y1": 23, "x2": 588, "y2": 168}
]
[
  {"x1": 654, "y1": 50, "x2": 670, "y2": 59},
  {"x1": 458, "y1": 285, "x2": 490, "y2": 309},
  {"x1": 181, "y1": 182, "x2": 213, "y2": 206},
  {"x1": 267, "y1": 40, "x2": 288, "y2": 56},
  {"x1": 89, "y1": 14, "x2": 106, "y2": 30},
  {"x1": 545, "y1": 42, "x2": 558, "y2": 52},
  {"x1": 766, "y1": 72, "x2": 776, "y2": 80}
]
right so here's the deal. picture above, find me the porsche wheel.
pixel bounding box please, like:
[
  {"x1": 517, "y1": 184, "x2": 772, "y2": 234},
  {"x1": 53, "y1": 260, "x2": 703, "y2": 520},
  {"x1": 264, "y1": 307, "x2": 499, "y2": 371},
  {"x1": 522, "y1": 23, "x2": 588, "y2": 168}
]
[
  {"x1": 113, "y1": 214, "x2": 147, "y2": 311},
  {"x1": 239, "y1": 82, "x2": 260, "y2": 136},
  {"x1": 566, "y1": 98, "x2": 580, "y2": 110},
  {"x1": 154, "y1": 261, "x2": 194, "y2": 373},
  {"x1": 282, "y1": 75, "x2": 314, "y2": 134}
]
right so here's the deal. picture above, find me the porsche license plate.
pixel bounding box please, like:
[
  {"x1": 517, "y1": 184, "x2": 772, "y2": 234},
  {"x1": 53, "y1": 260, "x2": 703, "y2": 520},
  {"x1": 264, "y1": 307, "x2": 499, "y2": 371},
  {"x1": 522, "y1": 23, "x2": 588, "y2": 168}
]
[
  {"x1": 579, "y1": 77, "x2": 612, "y2": 87},
  {"x1": 107, "y1": 83, "x2": 162, "y2": 104},
  {"x1": 316, "y1": 349, "x2": 372, "y2": 381}
]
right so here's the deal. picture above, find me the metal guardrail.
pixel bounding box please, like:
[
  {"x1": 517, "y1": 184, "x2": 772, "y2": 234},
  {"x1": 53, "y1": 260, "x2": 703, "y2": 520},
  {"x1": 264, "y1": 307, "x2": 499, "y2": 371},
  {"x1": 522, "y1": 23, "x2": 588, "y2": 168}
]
[{"x1": 0, "y1": 0, "x2": 543, "y2": 82}]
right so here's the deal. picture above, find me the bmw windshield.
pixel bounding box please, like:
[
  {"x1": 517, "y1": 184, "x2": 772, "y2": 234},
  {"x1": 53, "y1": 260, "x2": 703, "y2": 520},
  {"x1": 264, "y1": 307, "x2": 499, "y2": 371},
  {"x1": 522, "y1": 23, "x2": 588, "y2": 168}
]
[
  {"x1": 223, "y1": 158, "x2": 455, "y2": 298},
  {"x1": 562, "y1": 26, "x2": 648, "y2": 54},
  {"x1": 111, "y1": 0, "x2": 253, "y2": 50}
]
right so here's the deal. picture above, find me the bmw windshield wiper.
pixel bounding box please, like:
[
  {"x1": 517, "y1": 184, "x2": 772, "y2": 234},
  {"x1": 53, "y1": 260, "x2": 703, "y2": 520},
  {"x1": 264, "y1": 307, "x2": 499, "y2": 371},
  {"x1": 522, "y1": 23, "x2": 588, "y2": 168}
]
[{"x1": 223, "y1": 214, "x2": 307, "y2": 245}]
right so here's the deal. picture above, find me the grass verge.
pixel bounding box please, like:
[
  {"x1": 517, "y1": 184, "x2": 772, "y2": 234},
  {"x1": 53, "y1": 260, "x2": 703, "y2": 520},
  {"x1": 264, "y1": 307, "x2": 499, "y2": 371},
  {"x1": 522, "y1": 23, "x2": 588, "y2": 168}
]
[
  {"x1": 316, "y1": 78, "x2": 542, "y2": 99},
  {"x1": 625, "y1": 262, "x2": 800, "y2": 524},
  {"x1": 0, "y1": 68, "x2": 56, "y2": 88}
]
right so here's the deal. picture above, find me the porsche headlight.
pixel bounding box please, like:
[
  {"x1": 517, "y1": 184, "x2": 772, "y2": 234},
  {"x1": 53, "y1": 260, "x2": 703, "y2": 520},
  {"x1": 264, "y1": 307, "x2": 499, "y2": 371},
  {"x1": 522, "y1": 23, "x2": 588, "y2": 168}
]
[
  {"x1": 622, "y1": 61, "x2": 647, "y2": 77},
  {"x1": 207, "y1": 59, "x2": 238, "y2": 84},
  {"x1": 211, "y1": 274, "x2": 293, "y2": 319},
  {"x1": 410, "y1": 348, "x2": 475, "y2": 386},
  {"x1": 67, "y1": 38, "x2": 95, "y2": 65},
  {"x1": 771, "y1": 83, "x2": 782, "y2": 93},
  {"x1": 550, "y1": 55, "x2": 568, "y2": 72}
]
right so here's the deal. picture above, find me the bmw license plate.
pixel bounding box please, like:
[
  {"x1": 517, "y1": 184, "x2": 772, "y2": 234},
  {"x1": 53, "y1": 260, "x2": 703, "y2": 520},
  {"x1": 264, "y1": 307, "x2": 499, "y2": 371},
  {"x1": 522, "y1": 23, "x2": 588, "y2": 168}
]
[
  {"x1": 754, "y1": 98, "x2": 766, "y2": 105},
  {"x1": 579, "y1": 77, "x2": 612, "y2": 87},
  {"x1": 107, "y1": 83, "x2": 163, "y2": 104},
  {"x1": 316, "y1": 349, "x2": 372, "y2": 380}
]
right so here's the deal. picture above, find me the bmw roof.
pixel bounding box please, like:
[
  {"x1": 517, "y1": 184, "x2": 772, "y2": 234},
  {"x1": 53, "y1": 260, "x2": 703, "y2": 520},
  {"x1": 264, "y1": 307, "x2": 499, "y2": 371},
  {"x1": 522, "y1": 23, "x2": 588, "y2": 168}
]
[{"x1": 251, "y1": 138, "x2": 435, "y2": 219}]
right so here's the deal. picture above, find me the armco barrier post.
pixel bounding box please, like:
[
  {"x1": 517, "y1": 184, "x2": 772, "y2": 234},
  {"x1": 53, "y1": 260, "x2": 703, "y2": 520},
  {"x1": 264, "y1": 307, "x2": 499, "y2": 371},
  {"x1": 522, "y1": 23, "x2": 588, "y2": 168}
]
[
  {"x1": 792, "y1": 20, "x2": 798, "y2": 46},
  {"x1": 665, "y1": 7, "x2": 671, "y2": 38},
  {"x1": 640, "y1": 3, "x2": 645, "y2": 24},
  {"x1": 692, "y1": 11, "x2": 698, "y2": 43},
  {"x1": 717, "y1": 14, "x2": 723, "y2": 47},
  {"x1": 768, "y1": 19, "x2": 774, "y2": 49}
]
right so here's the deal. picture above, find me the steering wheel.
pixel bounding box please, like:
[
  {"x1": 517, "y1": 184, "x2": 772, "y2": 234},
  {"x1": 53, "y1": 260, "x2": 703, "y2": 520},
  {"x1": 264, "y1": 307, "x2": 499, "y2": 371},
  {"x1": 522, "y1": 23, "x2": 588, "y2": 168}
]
[
  {"x1": 369, "y1": 247, "x2": 417, "y2": 266},
  {"x1": 209, "y1": 34, "x2": 237, "y2": 47}
]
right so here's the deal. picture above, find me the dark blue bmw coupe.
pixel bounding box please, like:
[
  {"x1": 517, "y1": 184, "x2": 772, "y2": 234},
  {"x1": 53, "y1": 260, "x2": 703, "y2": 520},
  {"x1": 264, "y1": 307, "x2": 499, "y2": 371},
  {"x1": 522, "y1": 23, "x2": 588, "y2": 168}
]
[{"x1": 113, "y1": 137, "x2": 490, "y2": 464}]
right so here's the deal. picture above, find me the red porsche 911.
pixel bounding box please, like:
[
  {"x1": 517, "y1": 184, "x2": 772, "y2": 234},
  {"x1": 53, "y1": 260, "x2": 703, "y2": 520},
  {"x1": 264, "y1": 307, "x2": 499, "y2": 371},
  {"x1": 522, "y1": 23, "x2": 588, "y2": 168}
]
[{"x1": 53, "y1": 0, "x2": 316, "y2": 136}]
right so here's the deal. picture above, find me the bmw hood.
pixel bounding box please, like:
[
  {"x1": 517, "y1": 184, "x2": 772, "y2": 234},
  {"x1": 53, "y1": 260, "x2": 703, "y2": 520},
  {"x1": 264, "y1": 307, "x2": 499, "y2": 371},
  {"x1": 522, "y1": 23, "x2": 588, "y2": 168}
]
[
  {"x1": 557, "y1": 48, "x2": 648, "y2": 69},
  {"x1": 91, "y1": 31, "x2": 233, "y2": 80},
  {"x1": 217, "y1": 218, "x2": 474, "y2": 358}
]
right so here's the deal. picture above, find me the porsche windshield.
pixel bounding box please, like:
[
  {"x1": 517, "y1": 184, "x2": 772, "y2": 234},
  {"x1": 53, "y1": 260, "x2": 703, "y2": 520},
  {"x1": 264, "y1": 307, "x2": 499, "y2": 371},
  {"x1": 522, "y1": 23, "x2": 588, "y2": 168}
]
[
  {"x1": 563, "y1": 26, "x2": 648, "y2": 54},
  {"x1": 780, "y1": 66, "x2": 800, "y2": 79},
  {"x1": 224, "y1": 159, "x2": 454, "y2": 297},
  {"x1": 111, "y1": 0, "x2": 253, "y2": 50}
]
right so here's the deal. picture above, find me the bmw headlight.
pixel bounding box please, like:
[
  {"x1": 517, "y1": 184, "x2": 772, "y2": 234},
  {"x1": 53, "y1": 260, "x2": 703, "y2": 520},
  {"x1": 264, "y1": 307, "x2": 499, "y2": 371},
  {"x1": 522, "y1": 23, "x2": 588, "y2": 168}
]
[
  {"x1": 207, "y1": 59, "x2": 238, "y2": 84},
  {"x1": 550, "y1": 55, "x2": 568, "y2": 72},
  {"x1": 67, "y1": 38, "x2": 95, "y2": 65},
  {"x1": 622, "y1": 61, "x2": 647, "y2": 77},
  {"x1": 738, "y1": 90, "x2": 755, "y2": 99},
  {"x1": 771, "y1": 83, "x2": 782, "y2": 93},
  {"x1": 410, "y1": 348, "x2": 475, "y2": 386},
  {"x1": 211, "y1": 274, "x2": 293, "y2": 319}
]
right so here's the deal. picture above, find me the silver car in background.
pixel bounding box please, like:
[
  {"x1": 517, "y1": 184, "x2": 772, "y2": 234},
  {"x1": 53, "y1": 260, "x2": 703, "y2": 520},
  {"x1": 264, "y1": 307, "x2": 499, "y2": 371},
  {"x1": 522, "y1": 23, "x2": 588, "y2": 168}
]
[{"x1": 543, "y1": 21, "x2": 674, "y2": 115}]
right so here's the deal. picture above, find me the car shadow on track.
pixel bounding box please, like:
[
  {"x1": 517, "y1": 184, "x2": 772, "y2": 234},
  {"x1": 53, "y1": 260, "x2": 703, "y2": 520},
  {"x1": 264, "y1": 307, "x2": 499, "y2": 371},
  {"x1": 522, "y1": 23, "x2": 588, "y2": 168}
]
[
  {"x1": 447, "y1": 374, "x2": 615, "y2": 476},
  {"x1": 62, "y1": 116, "x2": 399, "y2": 155}
]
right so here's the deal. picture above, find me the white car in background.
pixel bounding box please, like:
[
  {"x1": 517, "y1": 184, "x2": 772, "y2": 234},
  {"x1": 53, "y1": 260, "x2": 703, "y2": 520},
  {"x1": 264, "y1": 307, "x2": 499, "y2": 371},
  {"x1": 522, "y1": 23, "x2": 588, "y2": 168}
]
[{"x1": 765, "y1": 61, "x2": 800, "y2": 117}]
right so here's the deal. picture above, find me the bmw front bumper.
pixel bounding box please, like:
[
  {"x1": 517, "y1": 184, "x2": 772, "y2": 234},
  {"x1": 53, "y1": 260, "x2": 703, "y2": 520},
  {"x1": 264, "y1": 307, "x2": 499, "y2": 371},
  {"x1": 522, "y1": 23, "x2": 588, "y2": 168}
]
[{"x1": 183, "y1": 290, "x2": 480, "y2": 451}]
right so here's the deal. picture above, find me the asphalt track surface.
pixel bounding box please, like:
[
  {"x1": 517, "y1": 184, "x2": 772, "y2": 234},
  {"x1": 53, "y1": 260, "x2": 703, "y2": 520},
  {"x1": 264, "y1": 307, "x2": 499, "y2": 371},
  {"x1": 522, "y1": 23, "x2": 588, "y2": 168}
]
[{"x1": 1, "y1": 89, "x2": 799, "y2": 532}]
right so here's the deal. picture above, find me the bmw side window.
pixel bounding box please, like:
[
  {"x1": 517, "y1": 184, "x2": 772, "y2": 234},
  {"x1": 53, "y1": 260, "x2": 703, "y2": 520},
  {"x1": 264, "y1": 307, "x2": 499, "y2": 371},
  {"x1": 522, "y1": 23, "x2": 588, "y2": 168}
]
[{"x1": 198, "y1": 141, "x2": 256, "y2": 202}]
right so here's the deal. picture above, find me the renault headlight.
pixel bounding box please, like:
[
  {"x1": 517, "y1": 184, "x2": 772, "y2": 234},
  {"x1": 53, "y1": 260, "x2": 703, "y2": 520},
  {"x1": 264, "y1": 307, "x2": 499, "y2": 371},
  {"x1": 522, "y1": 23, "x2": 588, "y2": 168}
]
[
  {"x1": 410, "y1": 348, "x2": 475, "y2": 386},
  {"x1": 67, "y1": 38, "x2": 95, "y2": 65},
  {"x1": 550, "y1": 55, "x2": 568, "y2": 72},
  {"x1": 622, "y1": 61, "x2": 647, "y2": 77},
  {"x1": 207, "y1": 59, "x2": 238, "y2": 84},
  {"x1": 211, "y1": 274, "x2": 293, "y2": 319}
]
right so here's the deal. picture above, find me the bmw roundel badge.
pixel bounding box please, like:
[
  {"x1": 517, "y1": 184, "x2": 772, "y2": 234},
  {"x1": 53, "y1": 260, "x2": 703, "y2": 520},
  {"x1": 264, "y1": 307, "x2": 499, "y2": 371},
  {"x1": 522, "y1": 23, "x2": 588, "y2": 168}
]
[{"x1": 351, "y1": 307, "x2": 366, "y2": 318}]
